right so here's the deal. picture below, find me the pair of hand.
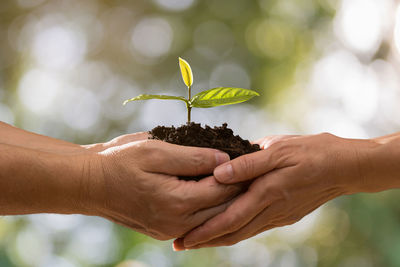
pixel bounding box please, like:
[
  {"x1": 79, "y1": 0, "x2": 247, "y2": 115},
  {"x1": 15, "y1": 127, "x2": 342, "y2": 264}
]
[{"x1": 2, "y1": 121, "x2": 397, "y2": 247}]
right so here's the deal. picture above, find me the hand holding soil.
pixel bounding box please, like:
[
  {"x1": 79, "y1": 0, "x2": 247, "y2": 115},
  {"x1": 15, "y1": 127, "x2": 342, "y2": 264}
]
[
  {"x1": 83, "y1": 138, "x2": 245, "y2": 241},
  {"x1": 174, "y1": 132, "x2": 400, "y2": 249}
]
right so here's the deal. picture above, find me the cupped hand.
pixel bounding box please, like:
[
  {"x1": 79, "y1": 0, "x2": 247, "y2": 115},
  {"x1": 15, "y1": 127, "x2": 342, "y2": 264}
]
[
  {"x1": 175, "y1": 133, "x2": 378, "y2": 249},
  {"x1": 83, "y1": 139, "x2": 242, "y2": 241}
]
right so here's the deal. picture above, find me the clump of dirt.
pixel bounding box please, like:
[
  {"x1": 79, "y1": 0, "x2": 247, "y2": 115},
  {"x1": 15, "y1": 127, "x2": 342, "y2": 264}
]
[{"x1": 149, "y1": 123, "x2": 260, "y2": 181}]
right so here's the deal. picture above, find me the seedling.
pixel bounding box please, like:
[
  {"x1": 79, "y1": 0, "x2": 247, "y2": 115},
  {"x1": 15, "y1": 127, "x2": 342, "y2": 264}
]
[{"x1": 123, "y1": 58, "x2": 259, "y2": 123}]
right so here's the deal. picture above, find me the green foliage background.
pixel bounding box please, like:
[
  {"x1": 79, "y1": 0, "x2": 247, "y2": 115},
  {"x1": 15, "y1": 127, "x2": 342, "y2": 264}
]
[{"x1": 1, "y1": 0, "x2": 400, "y2": 266}]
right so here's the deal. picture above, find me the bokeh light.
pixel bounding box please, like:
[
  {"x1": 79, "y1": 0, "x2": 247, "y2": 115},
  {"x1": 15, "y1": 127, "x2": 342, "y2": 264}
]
[
  {"x1": 18, "y1": 69, "x2": 60, "y2": 114},
  {"x1": 32, "y1": 24, "x2": 87, "y2": 70},
  {"x1": 131, "y1": 17, "x2": 173, "y2": 63},
  {"x1": 334, "y1": 0, "x2": 384, "y2": 55}
]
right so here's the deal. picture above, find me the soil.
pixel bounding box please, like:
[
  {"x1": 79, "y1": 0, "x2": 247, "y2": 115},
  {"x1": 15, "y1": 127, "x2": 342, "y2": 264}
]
[{"x1": 149, "y1": 122, "x2": 260, "y2": 181}]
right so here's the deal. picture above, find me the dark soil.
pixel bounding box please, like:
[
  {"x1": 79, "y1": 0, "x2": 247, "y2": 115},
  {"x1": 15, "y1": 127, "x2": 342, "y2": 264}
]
[{"x1": 149, "y1": 123, "x2": 260, "y2": 181}]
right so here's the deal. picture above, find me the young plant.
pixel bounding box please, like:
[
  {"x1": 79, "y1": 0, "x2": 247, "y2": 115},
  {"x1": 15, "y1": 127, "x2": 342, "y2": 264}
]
[{"x1": 123, "y1": 57, "x2": 259, "y2": 123}]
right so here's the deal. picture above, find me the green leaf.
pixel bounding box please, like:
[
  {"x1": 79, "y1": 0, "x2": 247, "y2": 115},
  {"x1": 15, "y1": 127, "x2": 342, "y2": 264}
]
[
  {"x1": 123, "y1": 94, "x2": 188, "y2": 105},
  {"x1": 179, "y1": 57, "x2": 193, "y2": 88},
  {"x1": 190, "y1": 87, "x2": 259, "y2": 108}
]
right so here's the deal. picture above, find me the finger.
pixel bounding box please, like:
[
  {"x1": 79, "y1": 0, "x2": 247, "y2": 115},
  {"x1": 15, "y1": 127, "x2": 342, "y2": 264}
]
[
  {"x1": 140, "y1": 140, "x2": 230, "y2": 176},
  {"x1": 190, "y1": 196, "x2": 237, "y2": 231},
  {"x1": 182, "y1": 175, "x2": 273, "y2": 248},
  {"x1": 213, "y1": 146, "x2": 282, "y2": 184},
  {"x1": 187, "y1": 206, "x2": 278, "y2": 248},
  {"x1": 185, "y1": 224, "x2": 276, "y2": 249},
  {"x1": 173, "y1": 196, "x2": 238, "y2": 251},
  {"x1": 183, "y1": 176, "x2": 243, "y2": 210},
  {"x1": 189, "y1": 191, "x2": 327, "y2": 248}
]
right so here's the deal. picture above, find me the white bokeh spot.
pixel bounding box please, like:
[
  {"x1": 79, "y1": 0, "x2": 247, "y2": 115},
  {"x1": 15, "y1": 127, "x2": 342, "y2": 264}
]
[
  {"x1": 131, "y1": 18, "x2": 173, "y2": 59},
  {"x1": 18, "y1": 69, "x2": 60, "y2": 114},
  {"x1": 334, "y1": 0, "x2": 383, "y2": 55},
  {"x1": 32, "y1": 25, "x2": 87, "y2": 69}
]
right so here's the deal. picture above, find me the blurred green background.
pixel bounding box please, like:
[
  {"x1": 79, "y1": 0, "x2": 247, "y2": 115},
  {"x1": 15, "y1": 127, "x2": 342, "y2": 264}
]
[{"x1": 1, "y1": 0, "x2": 400, "y2": 266}]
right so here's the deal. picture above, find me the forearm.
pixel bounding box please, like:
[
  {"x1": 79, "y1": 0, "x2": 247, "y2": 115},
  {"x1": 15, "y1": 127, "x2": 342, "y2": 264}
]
[
  {"x1": 0, "y1": 122, "x2": 82, "y2": 153},
  {"x1": 0, "y1": 143, "x2": 87, "y2": 215}
]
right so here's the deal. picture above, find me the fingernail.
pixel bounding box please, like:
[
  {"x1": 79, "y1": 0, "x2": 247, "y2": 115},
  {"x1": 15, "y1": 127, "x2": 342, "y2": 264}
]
[
  {"x1": 215, "y1": 152, "x2": 230, "y2": 166},
  {"x1": 214, "y1": 163, "x2": 233, "y2": 182},
  {"x1": 172, "y1": 243, "x2": 183, "y2": 252},
  {"x1": 173, "y1": 238, "x2": 185, "y2": 251}
]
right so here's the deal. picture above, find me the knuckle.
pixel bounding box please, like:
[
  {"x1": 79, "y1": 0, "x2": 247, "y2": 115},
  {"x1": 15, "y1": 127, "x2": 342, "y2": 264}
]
[
  {"x1": 268, "y1": 139, "x2": 287, "y2": 151},
  {"x1": 224, "y1": 184, "x2": 242, "y2": 198},
  {"x1": 213, "y1": 184, "x2": 240, "y2": 202},
  {"x1": 190, "y1": 151, "x2": 208, "y2": 173},
  {"x1": 266, "y1": 141, "x2": 291, "y2": 165},
  {"x1": 169, "y1": 190, "x2": 192, "y2": 214},
  {"x1": 264, "y1": 184, "x2": 288, "y2": 203},
  {"x1": 135, "y1": 140, "x2": 167, "y2": 163},
  {"x1": 319, "y1": 132, "x2": 334, "y2": 139},
  {"x1": 237, "y1": 156, "x2": 255, "y2": 176},
  {"x1": 225, "y1": 213, "x2": 242, "y2": 232},
  {"x1": 191, "y1": 152, "x2": 205, "y2": 165},
  {"x1": 134, "y1": 139, "x2": 154, "y2": 153},
  {"x1": 171, "y1": 201, "x2": 188, "y2": 215},
  {"x1": 317, "y1": 132, "x2": 338, "y2": 145}
]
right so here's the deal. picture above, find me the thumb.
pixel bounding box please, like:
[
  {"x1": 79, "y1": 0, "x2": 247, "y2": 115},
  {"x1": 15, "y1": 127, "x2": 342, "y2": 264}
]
[
  {"x1": 140, "y1": 140, "x2": 231, "y2": 176},
  {"x1": 213, "y1": 148, "x2": 279, "y2": 184}
]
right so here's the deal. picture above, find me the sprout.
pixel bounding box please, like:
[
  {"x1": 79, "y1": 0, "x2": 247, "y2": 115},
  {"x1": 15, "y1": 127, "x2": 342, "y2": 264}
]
[{"x1": 123, "y1": 57, "x2": 259, "y2": 123}]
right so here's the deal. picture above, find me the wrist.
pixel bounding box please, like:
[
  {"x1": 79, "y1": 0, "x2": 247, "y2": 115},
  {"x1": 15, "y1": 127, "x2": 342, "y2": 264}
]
[
  {"x1": 327, "y1": 136, "x2": 379, "y2": 195},
  {"x1": 340, "y1": 136, "x2": 400, "y2": 194},
  {"x1": 27, "y1": 148, "x2": 103, "y2": 215},
  {"x1": 32, "y1": 150, "x2": 95, "y2": 215},
  {"x1": 53, "y1": 150, "x2": 105, "y2": 216},
  {"x1": 362, "y1": 135, "x2": 400, "y2": 192}
]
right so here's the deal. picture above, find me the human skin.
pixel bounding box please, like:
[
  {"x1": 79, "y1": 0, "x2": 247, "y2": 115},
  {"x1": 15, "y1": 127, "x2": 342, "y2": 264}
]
[
  {"x1": 0, "y1": 122, "x2": 241, "y2": 240},
  {"x1": 174, "y1": 132, "x2": 400, "y2": 249}
]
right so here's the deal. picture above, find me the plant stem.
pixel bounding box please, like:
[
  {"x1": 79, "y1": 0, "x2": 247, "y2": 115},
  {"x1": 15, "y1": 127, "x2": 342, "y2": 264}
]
[{"x1": 187, "y1": 86, "x2": 191, "y2": 123}]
